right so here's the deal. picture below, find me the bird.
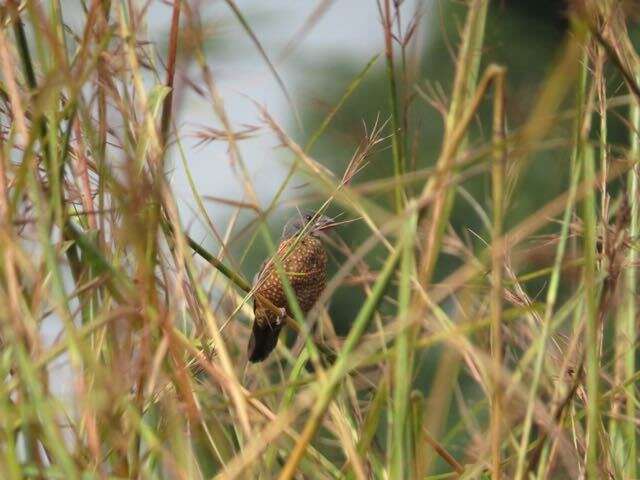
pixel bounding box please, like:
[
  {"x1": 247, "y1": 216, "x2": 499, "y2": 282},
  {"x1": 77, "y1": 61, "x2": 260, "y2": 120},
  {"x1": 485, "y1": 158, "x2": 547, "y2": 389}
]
[{"x1": 248, "y1": 211, "x2": 334, "y2": 362}]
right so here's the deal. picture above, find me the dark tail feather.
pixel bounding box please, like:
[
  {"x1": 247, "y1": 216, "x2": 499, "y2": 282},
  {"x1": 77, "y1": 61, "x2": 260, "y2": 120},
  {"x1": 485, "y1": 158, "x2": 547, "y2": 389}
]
[{"x1": 248, "y1": 322, "x2": 282, "y2": 362}]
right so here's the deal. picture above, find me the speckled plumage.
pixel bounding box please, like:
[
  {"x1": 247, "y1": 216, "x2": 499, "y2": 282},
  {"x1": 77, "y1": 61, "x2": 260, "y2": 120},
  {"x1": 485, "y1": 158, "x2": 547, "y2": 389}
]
[{"x1": 248, "y1": 218, "x2": 329, "y2": 362}]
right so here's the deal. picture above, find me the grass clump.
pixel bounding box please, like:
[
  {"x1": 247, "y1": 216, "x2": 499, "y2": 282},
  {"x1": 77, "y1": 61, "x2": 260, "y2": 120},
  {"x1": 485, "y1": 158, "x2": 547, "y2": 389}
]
[{"x1": 0, "y1": 0, "x2": 639, "y2": 478}]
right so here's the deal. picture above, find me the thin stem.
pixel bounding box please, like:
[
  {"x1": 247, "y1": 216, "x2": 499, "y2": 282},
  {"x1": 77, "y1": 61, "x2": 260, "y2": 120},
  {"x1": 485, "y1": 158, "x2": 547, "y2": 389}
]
[
  {"x1": 623, "y1": 69, "x2": 639, "y2": 479},
  {"x1": 490, "y1": 68, "x2": 506, "y2": 480},
  {"x1": 584, "y1": 137, "x2": 600, "y2": 480},
  {"x1": 381, "y1": 0, "x2": 406, "y2": 212},
  {"x1": 390, "y1": 211, "x2": 416, "y2": 478}
]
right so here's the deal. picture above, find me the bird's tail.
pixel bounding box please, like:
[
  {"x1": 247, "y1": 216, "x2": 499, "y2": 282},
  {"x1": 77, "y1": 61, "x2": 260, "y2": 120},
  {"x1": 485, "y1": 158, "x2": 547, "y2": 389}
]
[{"x1": 248, "y1": 321, "x2": 283, "y2": 363}]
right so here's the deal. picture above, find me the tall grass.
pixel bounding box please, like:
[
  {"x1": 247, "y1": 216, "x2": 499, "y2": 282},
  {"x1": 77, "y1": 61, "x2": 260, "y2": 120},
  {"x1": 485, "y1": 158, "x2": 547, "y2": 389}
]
[{"x1": 0, "y1": 0, "x2": 639, "y2": 479}]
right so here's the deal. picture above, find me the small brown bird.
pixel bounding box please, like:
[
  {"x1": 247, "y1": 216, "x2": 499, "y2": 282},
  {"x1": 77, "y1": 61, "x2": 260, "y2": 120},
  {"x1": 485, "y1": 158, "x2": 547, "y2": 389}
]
[{"x1": 248, "y1": 211, "x2": 334, "y2": 362}]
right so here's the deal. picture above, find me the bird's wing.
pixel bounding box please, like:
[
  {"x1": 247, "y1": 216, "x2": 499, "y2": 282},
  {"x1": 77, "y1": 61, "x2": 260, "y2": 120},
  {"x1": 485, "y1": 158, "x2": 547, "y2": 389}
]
[{"x1": 253, "y1": 237, "x2": 296, "y2": 286}]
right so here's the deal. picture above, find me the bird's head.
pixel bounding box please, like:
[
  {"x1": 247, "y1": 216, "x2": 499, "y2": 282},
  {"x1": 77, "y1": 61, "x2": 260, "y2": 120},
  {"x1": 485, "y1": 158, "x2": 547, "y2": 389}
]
[{"x1": 281, "y1": 210, "x2": 335, "y2": 240}]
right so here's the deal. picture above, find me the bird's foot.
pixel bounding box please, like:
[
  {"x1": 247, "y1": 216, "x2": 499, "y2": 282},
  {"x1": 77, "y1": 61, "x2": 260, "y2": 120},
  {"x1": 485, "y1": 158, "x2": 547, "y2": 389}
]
[{"x1": 275, "y1": 307, "x2": 286, "y2": 325}]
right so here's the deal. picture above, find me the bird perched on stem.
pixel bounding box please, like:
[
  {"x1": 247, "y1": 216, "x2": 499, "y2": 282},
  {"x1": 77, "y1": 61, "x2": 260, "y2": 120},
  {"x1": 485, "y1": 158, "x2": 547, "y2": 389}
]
[{"x1": 248, "y1": 211, "x2": 334, "y2": 362}]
